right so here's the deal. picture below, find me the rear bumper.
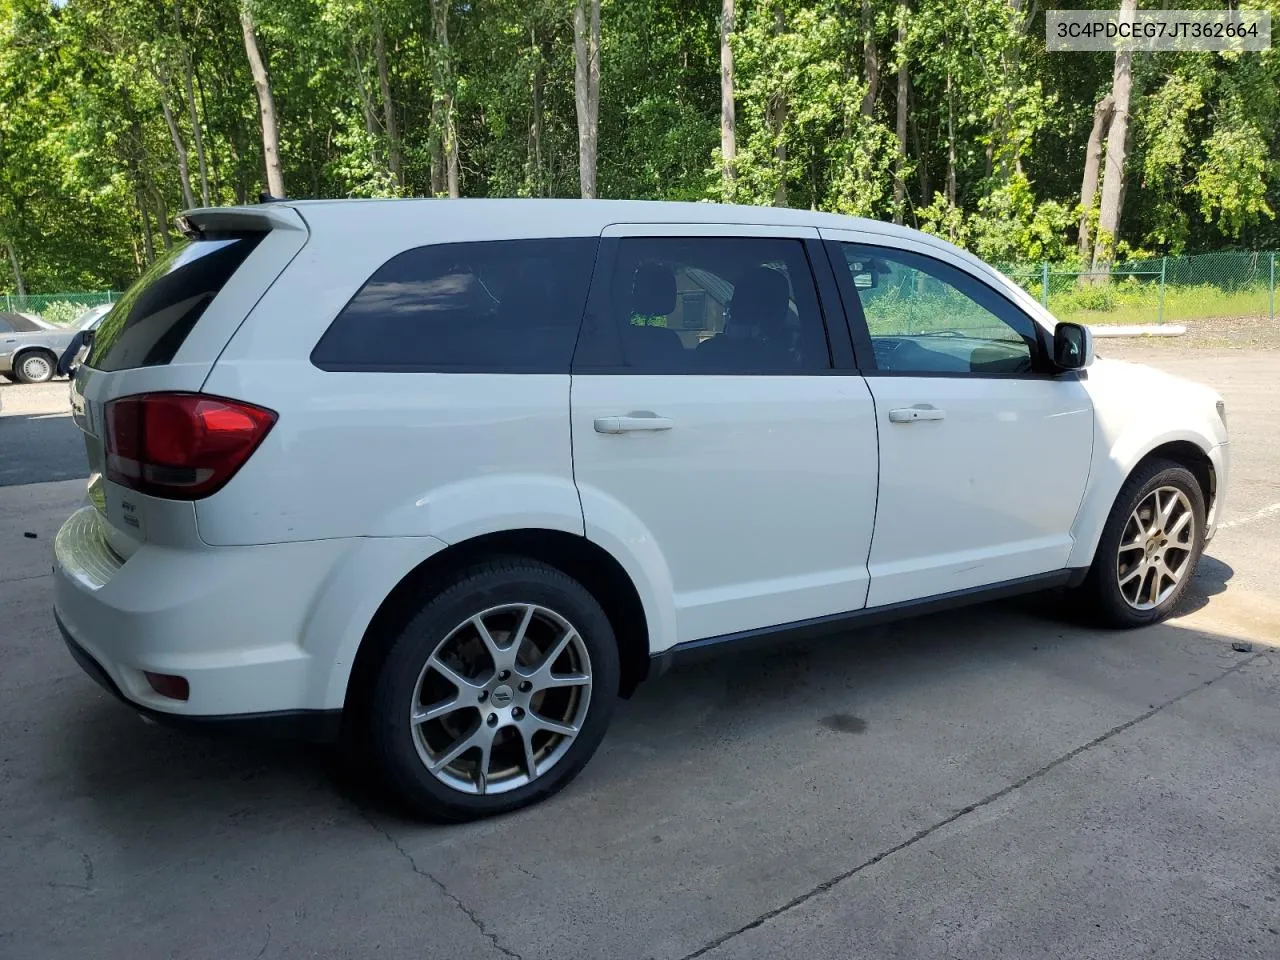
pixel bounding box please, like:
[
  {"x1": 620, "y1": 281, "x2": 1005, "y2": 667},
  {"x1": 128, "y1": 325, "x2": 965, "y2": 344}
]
[
  {"x1": 52, "y1": 504, "x2": 353, "y2": 721},
  {"x1": 53, "y1": 503, "x2": 451, "y2": 730},
  {"x1": 57, "y1": 612, "x2": 341, "y2": 741}
]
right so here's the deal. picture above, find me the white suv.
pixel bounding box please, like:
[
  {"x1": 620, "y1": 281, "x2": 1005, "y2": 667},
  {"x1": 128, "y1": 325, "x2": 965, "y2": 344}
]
[{"x1": 53, "y1": 199, "x2": 1229, "y2": 820}]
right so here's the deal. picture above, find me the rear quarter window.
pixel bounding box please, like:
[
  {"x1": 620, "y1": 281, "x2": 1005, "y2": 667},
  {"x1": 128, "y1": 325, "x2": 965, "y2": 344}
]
[
  {"x1": 310, "y1": 238, "x2": 598, "y2": 373},
  {"x1": 87, "y1": 233, "x2": 264, "y2": 372}
]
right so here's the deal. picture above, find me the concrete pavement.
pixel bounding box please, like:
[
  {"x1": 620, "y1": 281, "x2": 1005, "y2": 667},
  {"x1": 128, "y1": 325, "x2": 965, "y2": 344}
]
[{"x1": 1, "y1": 348, "x2": 1278, "y2": 960}]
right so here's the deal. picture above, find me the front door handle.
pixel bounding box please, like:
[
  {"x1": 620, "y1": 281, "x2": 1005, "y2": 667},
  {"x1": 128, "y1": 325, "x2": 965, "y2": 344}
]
[
  {"x1": 888, "y1": 405, "x2": 946, "y2": 423},
  {"x1": 594, "y1": 412, "x2": 675, "y2": 434}
]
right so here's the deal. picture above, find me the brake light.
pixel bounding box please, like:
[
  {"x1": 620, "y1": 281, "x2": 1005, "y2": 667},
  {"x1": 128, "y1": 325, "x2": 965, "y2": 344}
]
[{"x1": 105, "y1": 392, "x2": 276, "y2": 500}]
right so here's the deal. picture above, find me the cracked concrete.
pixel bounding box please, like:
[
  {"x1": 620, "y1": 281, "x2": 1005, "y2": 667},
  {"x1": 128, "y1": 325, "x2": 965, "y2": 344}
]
[
  {"x1": 361, "y1": 810, "x2": 524, "y2": 960},
  {"x1": 678, "y1": 652, "x2": 1267, "y2": 960},
  {"x1": 3, "y1": 348, "x2": 1279, "y2": 959}
]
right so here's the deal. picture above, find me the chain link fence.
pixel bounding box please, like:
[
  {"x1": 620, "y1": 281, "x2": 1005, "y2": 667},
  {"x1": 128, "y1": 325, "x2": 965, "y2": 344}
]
[
  {"x1": 1003, "y1": 251, "x2": 1279, "y2": 327},
  {"x1": 3, "y1": 291, "x2": 120, "y2": 325}
]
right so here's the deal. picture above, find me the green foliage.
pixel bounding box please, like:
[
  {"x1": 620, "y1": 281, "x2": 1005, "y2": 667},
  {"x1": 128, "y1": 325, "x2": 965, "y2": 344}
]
[
  {"x1": 35, "y1": 299, "x2": 89, "y2": 325},
  {"x1": 1193, "y1": 117, "x2": 1274, "y2": 238},
  {"x1": 1054, "y1": 282, "x2": 1118, "y2": 314},
  {"x1": 3, "y1": 0, "x2": 1280, "y2": 293}
]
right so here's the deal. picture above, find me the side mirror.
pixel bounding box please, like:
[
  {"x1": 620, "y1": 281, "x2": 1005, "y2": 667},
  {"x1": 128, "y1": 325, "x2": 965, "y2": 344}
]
[{"x1": 1053, "y1": 321, "x2": 1094, "y2": 370}]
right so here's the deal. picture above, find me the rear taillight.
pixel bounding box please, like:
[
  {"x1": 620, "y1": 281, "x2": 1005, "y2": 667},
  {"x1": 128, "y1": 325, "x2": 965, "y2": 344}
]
[{"x1": 105, "y1": 392, "x2": 276, "y2": 500}]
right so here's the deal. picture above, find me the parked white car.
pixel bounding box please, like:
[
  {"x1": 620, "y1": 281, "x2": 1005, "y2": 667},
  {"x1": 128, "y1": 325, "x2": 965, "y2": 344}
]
[{"x1": 53, "y1": 200, "x2": 1229, "y2": 820}]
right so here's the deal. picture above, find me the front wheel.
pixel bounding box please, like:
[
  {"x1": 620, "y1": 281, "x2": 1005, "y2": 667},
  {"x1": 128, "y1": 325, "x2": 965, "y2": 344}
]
[
  {"x1": 1081, "y1": 459, "x2": 1206, "y2": 627},
  {"x1": 368, "y1": 559, "x2": 619, "y2": 821}
]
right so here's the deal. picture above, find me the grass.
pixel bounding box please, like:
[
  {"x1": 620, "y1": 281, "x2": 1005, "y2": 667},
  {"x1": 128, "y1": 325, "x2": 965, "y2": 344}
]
[{"x1": 1035, "y1": 281, "x2": 1274, "y2": 327}]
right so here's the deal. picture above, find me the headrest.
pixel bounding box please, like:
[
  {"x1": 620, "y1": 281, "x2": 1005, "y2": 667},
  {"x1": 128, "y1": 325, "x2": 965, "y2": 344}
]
[
  {"x1": 632, "y1": 262, "x2": 677, "y2": 317},
  {"x1": 729, "y1": 266, "x2": 790, "y2": 329}
]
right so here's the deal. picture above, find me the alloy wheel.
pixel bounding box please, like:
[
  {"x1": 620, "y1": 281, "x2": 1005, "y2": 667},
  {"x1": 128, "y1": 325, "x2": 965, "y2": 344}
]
[
  {"x1": 409, "y1": 603, "x2": 592, "y2": 795},
  {"x1": 20, "y1": 354, "x2": 52, "y2": 382},
  {"x1": 1116, "y1": 485, "x2": 1196, "y2": 610}
]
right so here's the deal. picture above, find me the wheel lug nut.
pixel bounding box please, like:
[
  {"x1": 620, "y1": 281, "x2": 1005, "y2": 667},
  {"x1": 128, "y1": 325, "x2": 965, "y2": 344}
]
[
  {"x1": 498, "y1": 670, "x2": 510, "y2": 681},
  {"x1": 487, "y1": 713, "x2": 498, "y2": 727},
  {"x1": 518, "y1": 680, "x2": 532, "y2": 693},
  {"x1": 478, "y1": 690, "x2": 488, "y2": 702},
  {"x1": 512, "y1": 707, "x2": 525, "y2": 720}
]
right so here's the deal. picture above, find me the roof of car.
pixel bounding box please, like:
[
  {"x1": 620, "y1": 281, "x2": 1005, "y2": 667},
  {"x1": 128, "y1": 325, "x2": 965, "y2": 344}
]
[
  {"x1": 282, "y1": 197, "x2": 909, "y2": 235},
  {"x1": 191, "y1": 197, "x2": 942, "y2": 248},
  {"x1": 180, "y1": 197, "x2": 1055, "y2": 330}
]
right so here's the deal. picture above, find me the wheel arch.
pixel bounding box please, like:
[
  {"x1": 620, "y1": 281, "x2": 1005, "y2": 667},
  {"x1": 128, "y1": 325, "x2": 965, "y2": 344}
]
[
  {"x1": 343, "y1": 529, "x2": 653, "y2": 730},
  {"x1": 1069, "y1": 433, "x2": 1218, "y2": 569},
  {"x1": 1132, "y1": 440, "x2": 1215, "y2": 513}
]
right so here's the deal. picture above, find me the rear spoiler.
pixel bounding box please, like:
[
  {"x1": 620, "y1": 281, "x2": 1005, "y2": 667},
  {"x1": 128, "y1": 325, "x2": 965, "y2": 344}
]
[{"x1": 175, "y1": 204, "x2": 307, "y2": 239}]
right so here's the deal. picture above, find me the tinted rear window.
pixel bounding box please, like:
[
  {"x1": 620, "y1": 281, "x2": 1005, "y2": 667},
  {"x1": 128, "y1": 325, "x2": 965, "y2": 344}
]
[
  {"x1": 87, "y1": 234, "x2": 263, "y2": 372},
  {"x1": 0, "y1": 312, "x2": 41, "y2": 333},
  {"x1": 311, "y1": 238, "x2": 598, "y2": 372}
]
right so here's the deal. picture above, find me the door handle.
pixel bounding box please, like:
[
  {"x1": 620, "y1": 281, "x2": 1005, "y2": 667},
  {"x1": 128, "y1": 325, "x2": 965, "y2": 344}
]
[
  {"x1": 888, "y1": 405, "x2": 946, "y2": 423},
  {"x1": 594, "y1": 413, "x2": 675, "y2": 434}
]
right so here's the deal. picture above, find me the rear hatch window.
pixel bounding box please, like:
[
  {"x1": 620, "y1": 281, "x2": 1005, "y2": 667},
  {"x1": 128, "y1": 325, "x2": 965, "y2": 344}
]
[{"x1": 87, "y1": 233, "x2": 264, "y2": 371}]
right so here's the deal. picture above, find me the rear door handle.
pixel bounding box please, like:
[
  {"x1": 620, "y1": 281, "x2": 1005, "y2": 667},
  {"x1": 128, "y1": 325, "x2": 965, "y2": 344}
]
[
  {"x1": 594, "y1": 413, "x2": 675, "y2": 434},
  {"x1": 888, "y1": 405, "x2": 946, "y2": 423}
]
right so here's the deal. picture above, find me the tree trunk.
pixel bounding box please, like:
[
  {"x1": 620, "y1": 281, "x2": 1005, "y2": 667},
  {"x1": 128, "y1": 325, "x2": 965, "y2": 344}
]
[
  {"x1": 860, "y1": 0, "x2": 878, "y2": 117},
  {"x1": 1077, "y1": 93, "x2": 1114, "y2": 258},
  {"x1": 6, "y1": 243, "x2": 26, "y2": 297},
  {"x1": 771, "y1": 6, "x2": 787, "y2": 206},
  {"x1": 945, "y1": 70, "x2": 956, "y2": 208},
  {"x1": 912, "y1": 94, "x2": 929, "y2": 202},
  {"x1": 192, "y1": 50, "x2": 223, "y2": 201},
  {"x1": 136, "y1": 187, "x2": 155, "y2": 264},
  {"x1": 429, "y1": 93, "x2": 444, "y2": 195},
  {"x1": 529, "y1": 26, "x2": 546, "y2": 196},
  {"x1": 152, "y1": 184, "x2": 174, "y2": 250},
  {"x1": 1091, "y1": 0, "x2": 1136, "y2": 272},
  {"x1": 892, "y1": 3, "x2": 908, "y2": 223},
  {"x1": 183, "y1": 58, "x2": 211, "y2": 205},
  {"x1": 573, "y1": 0, "x2": 601, "y2": 199},
  {"x1": 154, "y1": 62, "x2": 198, "y2": 211},
  {"x1": 431, "y1": 0, "x2": 459, "y2": 197},
  {"x1": 374, "y1": 16, "x2": 403, "y2": 187},
  {"x1": 240, "y1": 3, "x2": 286, "y2": 198},
  {"x1": 352, "y1": 43, "x2": 380, "y2": 142},
  {"x1": 720, "y1": 0, "x2": 736, "y2": 194},
  {"x1": 173, "y1": 0, "x2": 210, "y2": 206}
]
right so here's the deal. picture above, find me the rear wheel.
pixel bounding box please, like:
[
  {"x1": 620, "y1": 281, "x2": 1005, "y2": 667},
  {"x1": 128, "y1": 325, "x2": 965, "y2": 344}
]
[
  {"x1": 14, "y1": 351, "x2": 55, "y2": 384},
  {"x1": 368, "y1": 559, "x2": 619, "y2": 821},
  {"x1": 1081, "y1": 459, "x2": 1206, "y2": 627}
]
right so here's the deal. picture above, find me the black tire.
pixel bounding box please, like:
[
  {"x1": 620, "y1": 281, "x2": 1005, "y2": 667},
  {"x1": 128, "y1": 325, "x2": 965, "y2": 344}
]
[
  {"x1": 14, "y1": 350, "x2": 55, "y2": 384},
  {"x1": 1080, "y1": 459, "x2": 1206, "y2": 628},
  {"x1": 368, "y1": 558, "x2": 619, "y2": 821}
]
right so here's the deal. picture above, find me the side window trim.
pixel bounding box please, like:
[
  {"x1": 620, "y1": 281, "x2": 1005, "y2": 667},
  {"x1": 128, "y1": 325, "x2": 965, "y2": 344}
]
[
  {"x1": 823, "y1": 238, "x2": 1056, "y2": 379},
  {"x1": 572, "y1": 230, "x2": 841, "y2": 376}
]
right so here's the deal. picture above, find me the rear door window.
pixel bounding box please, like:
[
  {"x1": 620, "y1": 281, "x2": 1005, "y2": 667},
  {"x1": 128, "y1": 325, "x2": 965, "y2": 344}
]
[
  {"x1": 87, "y1": 234, "x2": 264, "y2": 372},
  {"x1": 310, "y1": 238, "x2": 598, "y2": 373},
  {"x1": 573, "y1": 236, "x2": 832, "y2": 374}
]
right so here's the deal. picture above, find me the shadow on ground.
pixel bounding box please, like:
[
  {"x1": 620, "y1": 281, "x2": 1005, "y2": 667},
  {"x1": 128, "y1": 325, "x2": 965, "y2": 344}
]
[
  {"x1": 59, "y1": 565, "x2": 1247, "y2": 837},
  {"x1": 0, "y1": 410, "x2": 87, "y2": 486}
]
